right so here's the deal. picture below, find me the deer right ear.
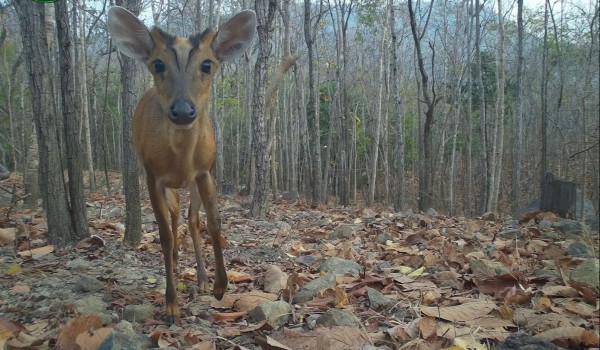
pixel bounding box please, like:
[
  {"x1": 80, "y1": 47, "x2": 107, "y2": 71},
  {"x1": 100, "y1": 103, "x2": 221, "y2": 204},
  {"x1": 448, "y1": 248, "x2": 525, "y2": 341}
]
[{"x1": 107, "y1": 6, "x2": 154, "y2": 61}]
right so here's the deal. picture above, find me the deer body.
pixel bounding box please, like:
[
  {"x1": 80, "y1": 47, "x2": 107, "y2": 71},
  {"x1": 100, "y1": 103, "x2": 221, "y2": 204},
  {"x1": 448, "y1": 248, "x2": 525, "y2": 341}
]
[{"x1": 108, "y1": 6, "x2": 256, "y2": 322}]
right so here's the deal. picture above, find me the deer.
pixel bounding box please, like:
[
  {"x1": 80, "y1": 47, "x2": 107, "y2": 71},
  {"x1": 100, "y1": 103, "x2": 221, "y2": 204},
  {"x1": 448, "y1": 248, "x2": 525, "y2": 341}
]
[{"x1": 107, "y1": 6, "x2": 256, "y2": 322}]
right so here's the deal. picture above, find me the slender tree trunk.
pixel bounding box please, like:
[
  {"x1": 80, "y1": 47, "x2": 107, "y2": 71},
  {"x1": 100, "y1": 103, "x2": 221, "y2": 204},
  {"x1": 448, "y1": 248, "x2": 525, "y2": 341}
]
[
  {"x1": 390, "y1": 0, "x2": 406, "y2": 211},
  {"x1": 465, "y1": 0, "x2": 474, "y2": 216},
  {"x1": 303, "y1": 0, "x2": 323, "y2": 207},
  {"x1": 367, "y1": 15, "x2": 388, "y2": 206},
  {"x1": 55, "y1": 0, "x2": 89, "y2": 239},
  {"x1": 408, "y1": 0, "x2": 435, "y2": 211},
  {"x1": 512, "y1": 0, "x2": 524, "y2": 215},
  {"x1": 117, "y1": 0, "x2": 142, "y2": 245},
  {"x1": 14, "y1": 0, "x2": 74, "y2": 245},
  {"x1": 541, "y1": 0, "x2": 549, "y2": 190},
  {"x1": 250, "y1": 0, "x2": 277, "y2": 218},
  {"x1": 475, "y1": 0, "x2": 488, "y2": 214}
]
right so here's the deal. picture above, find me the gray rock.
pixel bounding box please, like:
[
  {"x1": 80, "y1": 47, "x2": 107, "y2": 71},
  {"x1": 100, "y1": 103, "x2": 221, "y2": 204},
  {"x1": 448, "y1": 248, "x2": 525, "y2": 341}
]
[
  {"x1": 315, "y1": 308, "x2": 362, "y2": 328},
  {"x1": 376, "y1": 231, "x2": 395, "y2": 245},
  {"x1": 426, "y1": 208, "x2": 438, "y2": 218},
  {"x1": 328, "y1": 225, "x2": 354, "y2": 240},
  {"x1": 123, "y1": 304, "x2": 154, "y2": 323},
  {"x1": 66, "y1": 258, "x2": 92, "y2": 271},
  {"x1": 366, "y1": 288, "x2": 393, "y2": 312},
  {"x1": 292, "y1": 274, "x2": 336, "y2": 304},
  {"x1": 495, "y1": 333, "x2": 562, "y2": 350},
  {"x1": 76, "y1": 276, "x2": 105, "y2": 293},
  {"x1": 538, "y1": 219, "x2": 552, "y2": 230},
  {"x1": 305, "y1": 314, "x2": 320, "y2": 329},
  {"x1": 569, "y1": 259, "x2": 599, "y2": 292},
  {"x1": 552, "y1": 219, "x2": 585, "y2": 234},
  {"x1": 498, "y1": 229, "x2": 524, "y2": 239},
  {"x1": 97, "y1": 321, "x2": 153, "y2": 350},
  {"x1": 470, "y1": 259, "x2": 509, "y2": 276},
  {"x1": 481, "y1": 212, "x2": 496, "y2": 221},
  {"x1": 75, "y1": 296, "x2": 107, "y2": 315},
  {"x1": 524, "y1": 189, "x2": 598, "y2": 230},
  {"x1": 319, "y1": 257, "x2": 362, "y2": 276},
  {"x1": 276, "y1": 221, "x2": 292, "y2": 233},
  {"x1": 567, "y1": 241, "x2": 595, "y2": 258},
  {"x1": 248, "y1": 300, "x2": 292, "y2": 328},
  {"x1": 318, "y1": 218, "x2": 333, "y2": 227}
]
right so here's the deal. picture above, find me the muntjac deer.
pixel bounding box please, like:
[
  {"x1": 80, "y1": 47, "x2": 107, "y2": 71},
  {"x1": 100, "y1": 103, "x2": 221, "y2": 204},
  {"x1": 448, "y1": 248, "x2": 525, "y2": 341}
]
[{"x1": 107, "y1": 6, "x2": 256, "y2": 322}]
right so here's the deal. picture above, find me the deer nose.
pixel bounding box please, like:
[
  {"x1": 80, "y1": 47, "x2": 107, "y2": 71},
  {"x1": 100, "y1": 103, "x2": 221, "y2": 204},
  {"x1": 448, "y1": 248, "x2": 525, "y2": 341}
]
[{"x1": 168, "y1": 100, "x2": 197, "y2": 125}]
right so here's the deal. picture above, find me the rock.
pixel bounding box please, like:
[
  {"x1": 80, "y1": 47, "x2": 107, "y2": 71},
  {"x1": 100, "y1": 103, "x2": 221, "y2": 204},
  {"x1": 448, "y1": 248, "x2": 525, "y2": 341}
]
[
  {"x1": 315, "y1": 309, "x2": 362, "y2": 328},
  {"x1": 318, "y1": 218, "x2": 333, "y2": 227},
  {"x1": 569, "y1": 259, "x2": 599, "y2": 292},
  {"x1": 426, "y1": 208, "x2": 438, "y2": 218},
  {"x1": 295, "y1": 255, "x2": 317, "y2": 266},
  {"x1": 366, "y1": 288, "x2": 393, "y2": 312},
  {"x1": 76, "y1": 276, "x2": 105, "y2": 293},
  {"x1": 305, "y1": 314, "x2": 320, "y2": 329},
  {"x1": 319, "y1": 257, "x2": 362, "y2": 276},
  {"x1": 495, "y1": 333, "x2": 562, "y2": 350},
  {"x1": 567, "y1": 241, "x2": 595, "y2": 258},
  {"x1": 538, "y1": 219, "x2": 552, "y2": 230},
  {"x1": 376, "y1": 231, "x2": 395, "y2": 245},
  {"x1": 276, "y1": 221, "x2": 292, "y2": 233},
  {"x1": 66, "y1": 258, "x2": 92, "y2": 271},
  {"x1": 482, "y1": 212, "x2": 496, "y2": 221},
  {"x1": 97, "y1": 321, "x2": 153, "y2": 350},
  {"x1": 470, "y1": 259, "x2": 509, "y2": 276},
  {"x1": 123, "y1": 304, "x2": 154, "y2": 323},
  {"x1": 497, "y1": 229, "x2": 524, "y2": 239},
  {"x1": 75, "y1": 296, "x2": 107, "y2": 315},
  {"x1": 552, "y1": 219, "x2": 585, "y2": 235},
  {"x1": 292, "y1": 274, "x2": 336, "y2": 304},
  {"x1": 328, "y1": 225, "x2": 354, "y2": 240},
  {"x1": 280, "y1": 191, "x2": 300, "y2": 200},
  {"x1": 248, "y1": 300, "x2": 292, "y2": 328}
]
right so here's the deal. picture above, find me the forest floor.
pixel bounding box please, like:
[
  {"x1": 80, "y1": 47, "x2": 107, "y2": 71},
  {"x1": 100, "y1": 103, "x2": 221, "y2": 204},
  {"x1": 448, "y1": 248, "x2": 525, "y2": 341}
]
[{"x1": 0, "y1": 172, "x2": 598, "y2": 350}]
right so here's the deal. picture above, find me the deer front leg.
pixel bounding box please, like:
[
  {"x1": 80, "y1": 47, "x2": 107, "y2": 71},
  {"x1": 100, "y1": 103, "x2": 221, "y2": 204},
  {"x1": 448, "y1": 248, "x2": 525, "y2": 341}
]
[
  {"x1": 189, "y1": 183, "x2": 211, "y2": 295},
  {"x1": 146, "y1": 174, "x2": 179, "y2": 322},
  {"x1": 196, "y1": 171, "x2": 227, "y2": 300}
]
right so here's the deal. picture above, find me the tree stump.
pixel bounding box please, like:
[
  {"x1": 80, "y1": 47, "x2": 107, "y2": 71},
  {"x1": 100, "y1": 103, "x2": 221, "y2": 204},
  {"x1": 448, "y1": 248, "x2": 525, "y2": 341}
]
[{"x1": 540, "y1": 172, "x2": 576, "y2": 218}]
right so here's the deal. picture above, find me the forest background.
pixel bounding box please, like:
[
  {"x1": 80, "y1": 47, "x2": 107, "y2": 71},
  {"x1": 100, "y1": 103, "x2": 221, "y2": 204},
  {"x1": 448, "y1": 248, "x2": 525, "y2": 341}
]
[{"x1": 0, "y1": 0, "x2": 598, "y2": 245}]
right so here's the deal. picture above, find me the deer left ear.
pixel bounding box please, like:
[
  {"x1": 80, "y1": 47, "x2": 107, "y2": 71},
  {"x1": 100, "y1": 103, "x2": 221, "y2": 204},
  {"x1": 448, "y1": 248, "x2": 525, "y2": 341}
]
[{"x1": 212, "y1": 10, "x2": 256, "y2": 62}]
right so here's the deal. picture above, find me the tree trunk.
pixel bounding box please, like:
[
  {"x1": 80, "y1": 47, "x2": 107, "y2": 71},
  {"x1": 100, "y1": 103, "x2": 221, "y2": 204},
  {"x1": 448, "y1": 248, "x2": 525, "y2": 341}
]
[
  {"x1": 540, "y1": 0, "x2": 549, "y2": 190},
  {"x1": 14, "y1": 0, "x2": 74, "y2": 246},
  {"x1": 465, "y1": 0, "x2": 474, "y2": 216},
  {"x1": 250, "y1": 0, "x2": 277, "y2": 218},
  {"x1": 303, "y1": 0, "x2": 323, "y2": 207},
  {"x1": 475, "y1": 0, "x2": 488, "y2": 214},
  {"x1": 511, "y1": 0, "x2": 524, "y2": 215},
  {"x1": 118, "y1": 0, "x2": 142, "y2": 245},
  {"x1": 55, "y1": 0, "x2": 89, "y2": 239},
  {"x1": 408, "y1": 0, "x2": 435, "y2": 211}
]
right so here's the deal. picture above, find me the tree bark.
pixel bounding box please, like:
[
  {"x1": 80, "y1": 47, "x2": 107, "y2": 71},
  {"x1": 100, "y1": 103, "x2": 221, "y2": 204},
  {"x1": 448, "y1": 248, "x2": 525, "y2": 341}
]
[
  {"x1": 14, "y1": 0, "x2": 74, "y2": 246},
  {"x1": 55, "y1": 0, "x2": 89, "y2": 239},
  {"x1": 250, "y1": 0, "x2": 277, "y2": 218},
  {"x1": 511, "y1": 0, "x2": 524, "y2": 215},
  {"x1": 117, "y1": 0, "x2": 142, "y2": 245}
]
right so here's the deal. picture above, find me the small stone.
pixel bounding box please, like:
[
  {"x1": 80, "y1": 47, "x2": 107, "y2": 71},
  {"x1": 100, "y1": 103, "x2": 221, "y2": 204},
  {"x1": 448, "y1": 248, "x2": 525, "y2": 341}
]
[
  {"x1": 569, "y1": 259, "x2": 599, "y2": 292},
  {"x1": 567, "y1": 241, "x2": 595, "y2": 258},
  {"x1": 76, "y1": 276, "x2": 105, "y2": 293},
  {"x1": 315, "y1": 308, "x2": 362, "y2": 328},
  {"x1": 552, "y1": 219, "x2": 585, "y2": 234},
  {"x1": 426, "y1": 208, "x2": 438, "y2": 218},
  {"x1": 328, "y1": 225, "x2": 354, "y2": 240},
  {"x1": 293, "y1": 274, "x2": 337, "y2": 304},
  {"x1": 75, "y1": 296, "x2": 107, "y2": 315},
  {"x1": 122, "y1": 304, "x2": 154, "y2": 323},
  {"x1": 276, "y1": 221, "x2": 292, "y2": 233},
  {"x1": 498, "y1": 229, "x2": 523, "y2": 239},
  {"x1": 97, "y1": 320, "x2": 153, "y2": 350},
  {"x1": 319, "y1": 257, "x2": 362, "y2": 276},
  {"x1": 306, "y1": 314, "x2": 320, "y2": 329},
  {"x1": 538, "y1": 219, "x2": 552, "y2": 230},
  {"x1": 248, "y1": 300, "x2": 292, "y2": 328},
  {"x1": 495, "y1": 333, "x2": 562, "y2": 350},
  {"x1": 317, "y1": 218, "x2": 333, "y2": 227},
  {"x1": 376, "y1": 232, "x2": 395, "y2": 245},
  {"x1": 481, "y1": 212, "x2": 496, "y2": 221},
  {"x1": 366, "y1": 288, "x2": 393, "y2": 312},
  {"x1": 66, "y1": 258, "x2": 92, "y2": 271},
  {"x1": 470, "y1": 259, "x2": 509, "y2": 276}
]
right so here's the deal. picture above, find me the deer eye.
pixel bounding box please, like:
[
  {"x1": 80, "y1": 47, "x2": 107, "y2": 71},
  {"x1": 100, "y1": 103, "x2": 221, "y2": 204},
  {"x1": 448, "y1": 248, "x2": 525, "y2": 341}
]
[
  {"x1": 153, "y1": 60, "x2": 165, "y2": 73},
  {"x1": 201, "y1": 60, "x2": 212, "y2": 74}
]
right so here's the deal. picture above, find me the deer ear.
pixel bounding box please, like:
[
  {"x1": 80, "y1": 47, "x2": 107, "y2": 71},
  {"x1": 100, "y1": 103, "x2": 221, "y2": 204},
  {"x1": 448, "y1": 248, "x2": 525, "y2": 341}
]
[
  {"x1": 107, "y1": 6, "x2": 154, "y2": 61},
  {"x1": 212, "y1": 10, "x2": 256, "y2": 62}
]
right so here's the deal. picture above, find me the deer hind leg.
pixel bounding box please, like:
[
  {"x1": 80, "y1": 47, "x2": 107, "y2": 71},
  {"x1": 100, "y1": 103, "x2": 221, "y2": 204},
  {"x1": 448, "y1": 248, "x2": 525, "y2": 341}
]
[
  {"x1": 189, "y1": 182, "x2": 211, "y2": 294},
  {"x1": 166, "y1": 188, "x2": 180, "y2": 267},
  {"x1": 146, "y1": 173, "x2": 179, "y2": 322},
  {"x1": 196, "y1": 171, "x2": 227, "y2": 300}
]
